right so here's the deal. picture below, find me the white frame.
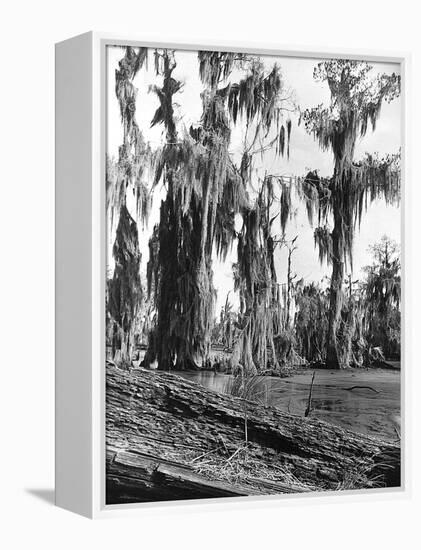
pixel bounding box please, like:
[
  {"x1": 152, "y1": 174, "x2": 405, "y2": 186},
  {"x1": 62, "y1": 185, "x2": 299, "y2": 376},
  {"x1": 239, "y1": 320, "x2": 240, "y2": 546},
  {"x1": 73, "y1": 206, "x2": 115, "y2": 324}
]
[{"x1": 55, "y1": 31, "x2": 411, "y2": 519}]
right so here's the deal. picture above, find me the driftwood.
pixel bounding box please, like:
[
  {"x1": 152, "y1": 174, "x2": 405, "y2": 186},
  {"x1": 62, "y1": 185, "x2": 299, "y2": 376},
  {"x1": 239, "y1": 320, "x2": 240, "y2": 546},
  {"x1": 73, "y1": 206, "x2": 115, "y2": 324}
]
[
  {"x1": 106, "y1": 366, "x2": 400, "y2": 504},
  {"x1": 343, "y1": 385, "x2": 381, "y2": 394}
]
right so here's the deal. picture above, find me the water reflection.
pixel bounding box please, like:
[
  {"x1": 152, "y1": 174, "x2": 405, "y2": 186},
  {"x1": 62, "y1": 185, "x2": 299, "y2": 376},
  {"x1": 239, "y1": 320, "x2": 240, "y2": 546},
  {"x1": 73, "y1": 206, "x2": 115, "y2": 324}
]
[{"x1": 179, "y1": 371, "x2": 234, "y2": 395}]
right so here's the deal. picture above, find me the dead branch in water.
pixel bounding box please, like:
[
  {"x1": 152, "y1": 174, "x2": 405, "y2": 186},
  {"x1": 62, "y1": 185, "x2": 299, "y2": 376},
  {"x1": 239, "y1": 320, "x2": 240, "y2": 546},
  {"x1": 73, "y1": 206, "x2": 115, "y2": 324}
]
[
  {"x1": 343, "y1": 385, "x2": 381, "y2": 394},
  {"x1": 304, "y1": 371, "x2": 316, "y2": 417}
]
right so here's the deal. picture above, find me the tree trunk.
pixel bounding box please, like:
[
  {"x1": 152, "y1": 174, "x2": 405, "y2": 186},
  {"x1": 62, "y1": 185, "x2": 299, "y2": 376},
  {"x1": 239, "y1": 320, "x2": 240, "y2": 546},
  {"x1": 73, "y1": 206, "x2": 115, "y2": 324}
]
[
  {"x1": 326, "y1": 214, "x2": 345, "y2": 369},
  {"x1": 106, "y1": 365, "x2": 400, "y2": 504},
  {"x1": 108, "y1": 203, "x2": 142, "y2": 368},
  {"x1": 155, "y1": 193, "x2": 178, "y2": 371}
]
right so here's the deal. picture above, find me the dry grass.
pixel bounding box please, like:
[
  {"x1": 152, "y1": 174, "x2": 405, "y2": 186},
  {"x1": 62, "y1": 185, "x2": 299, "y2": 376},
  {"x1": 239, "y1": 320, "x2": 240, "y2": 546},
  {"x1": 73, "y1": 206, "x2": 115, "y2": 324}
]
[
  {"x1": 178, "y1": 441, "x2": 390, "y2": 495},
  {"x1": 335, "y1": 452, "x2": 390, "y2": 491},
  {"x1": 183, "y1": 443, "x2": 316, "y2": 494}
]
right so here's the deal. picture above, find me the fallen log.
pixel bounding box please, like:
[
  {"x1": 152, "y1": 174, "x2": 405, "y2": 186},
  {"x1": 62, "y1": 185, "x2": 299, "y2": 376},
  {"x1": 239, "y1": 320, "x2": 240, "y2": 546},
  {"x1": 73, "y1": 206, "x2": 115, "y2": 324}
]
[
  {"x1": 106, "y1": 366, "x2": 400, "y2": 504},
  {"x1": 106, "y1": 449, "x2": 308, "y2": 503}
]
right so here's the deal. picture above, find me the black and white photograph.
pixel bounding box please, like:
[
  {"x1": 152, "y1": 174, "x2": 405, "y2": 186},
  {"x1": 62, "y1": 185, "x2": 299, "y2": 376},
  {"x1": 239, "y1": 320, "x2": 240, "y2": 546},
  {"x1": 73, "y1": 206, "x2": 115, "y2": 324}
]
[
  {"x1": 105, "y1": 45, "x2": 402, "y2": 504},
  {"x1": 5, "y1": 0, "x2": 421, "y2": 546}
]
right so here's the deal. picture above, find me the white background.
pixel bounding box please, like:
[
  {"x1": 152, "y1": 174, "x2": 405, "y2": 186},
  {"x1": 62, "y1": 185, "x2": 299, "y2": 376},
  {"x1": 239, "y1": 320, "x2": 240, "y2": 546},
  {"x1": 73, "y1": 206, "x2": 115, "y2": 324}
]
[{"x1": 0, "y1": 1, "x2": 419, "y2": 548}]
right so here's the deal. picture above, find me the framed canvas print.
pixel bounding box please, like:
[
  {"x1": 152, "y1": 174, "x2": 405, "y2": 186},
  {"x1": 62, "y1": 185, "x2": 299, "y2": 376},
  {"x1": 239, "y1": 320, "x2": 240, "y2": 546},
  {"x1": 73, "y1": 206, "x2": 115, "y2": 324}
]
[{"x1": 55, "y1": 32, "x2": 408, "y2": 518}]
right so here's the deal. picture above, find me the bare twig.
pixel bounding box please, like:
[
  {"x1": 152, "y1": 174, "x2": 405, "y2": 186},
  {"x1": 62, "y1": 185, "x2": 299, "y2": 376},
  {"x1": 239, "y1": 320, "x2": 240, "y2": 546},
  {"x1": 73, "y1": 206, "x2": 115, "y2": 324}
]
[
  {"x1": 304, "y1": 371, "x2": 316, "y2": 417},
  {"x1": 190, "y1": 447, "x2": 220, "y2": 464},
  {"x1": 226, "y1": 445, "x2": 245, "y2": 464}
]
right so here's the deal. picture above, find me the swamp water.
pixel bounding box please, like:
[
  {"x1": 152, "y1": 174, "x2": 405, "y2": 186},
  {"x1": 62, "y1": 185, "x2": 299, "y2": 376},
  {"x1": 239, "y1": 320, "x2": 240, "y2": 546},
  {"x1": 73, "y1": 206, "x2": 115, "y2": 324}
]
[{"x1": 177, "y1": 369, "x2": 401, "y2": 441}]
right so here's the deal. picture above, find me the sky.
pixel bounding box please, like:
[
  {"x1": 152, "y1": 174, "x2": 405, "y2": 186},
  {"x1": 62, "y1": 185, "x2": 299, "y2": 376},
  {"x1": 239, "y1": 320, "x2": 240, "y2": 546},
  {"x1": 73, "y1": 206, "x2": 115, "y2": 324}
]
[{"x1": 106, "y1": 46, "x2": 401, "y2": 313}]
